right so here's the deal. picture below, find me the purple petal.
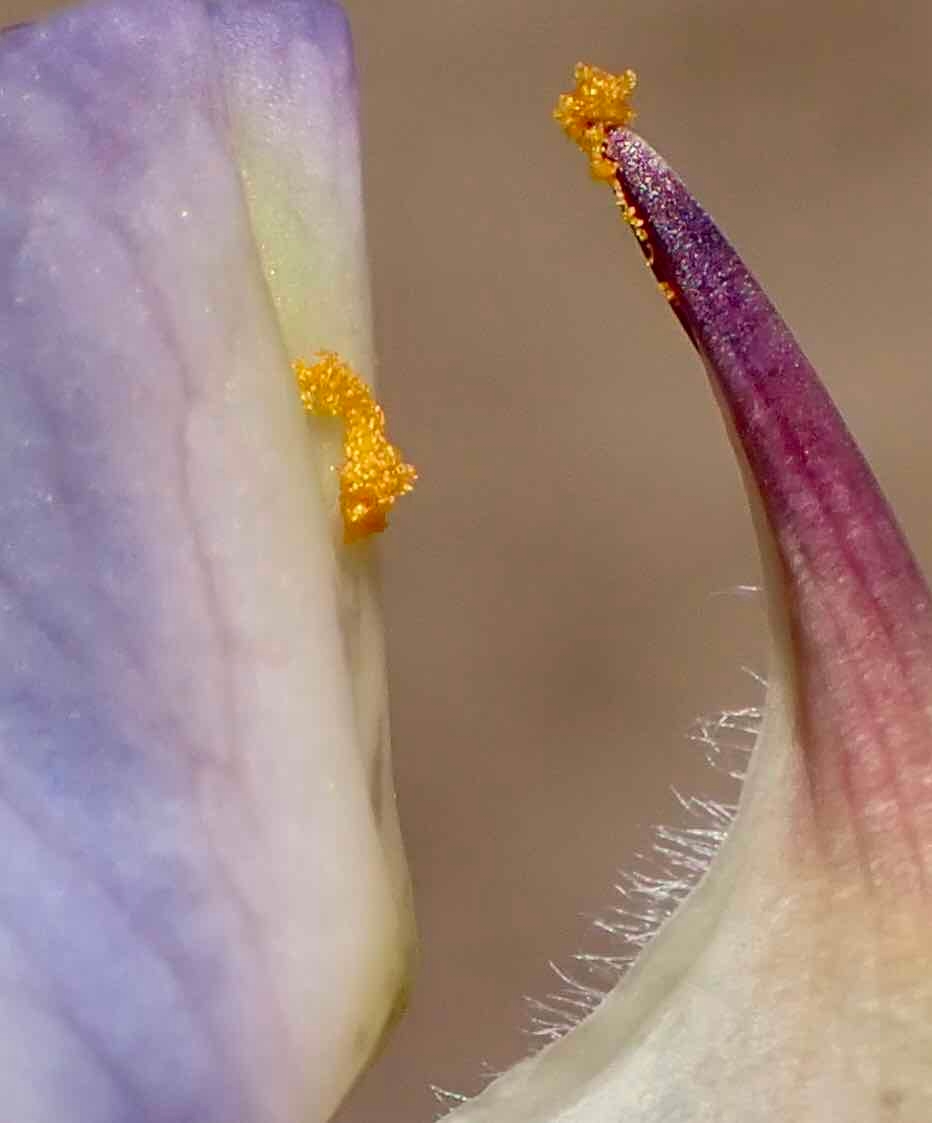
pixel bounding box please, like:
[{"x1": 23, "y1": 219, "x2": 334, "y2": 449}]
[
  {"x1": 0, "y1": 2, "x2": 409, "y2": 1120},
  {"x1": 607, "y1": 128, "x2": 932, "y2": 892}
]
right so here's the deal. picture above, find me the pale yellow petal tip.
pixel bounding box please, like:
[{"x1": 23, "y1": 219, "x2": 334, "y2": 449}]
[
  {"x1": 293, "y1": 352, "x2": 417, "y2": 545},
  {"x1": 553, "y1": 62, "x2": 638, "y2": 180}
]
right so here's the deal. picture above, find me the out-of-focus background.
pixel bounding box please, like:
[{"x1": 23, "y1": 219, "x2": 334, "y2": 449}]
[{"x1": 5, "y1": 1, "x2": 932, "y2": 1120}]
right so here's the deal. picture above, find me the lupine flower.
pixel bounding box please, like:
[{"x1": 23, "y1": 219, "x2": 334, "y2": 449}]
[
  {"x1": 5, "y1": 0, "x2": 931, "y2": 1117},
  {"x1": 0, "y1": 2, "x2": 413, "y2": 1120},
  {"x1": 440, "y1": 66, "x2": 932, "y2": 1123}
]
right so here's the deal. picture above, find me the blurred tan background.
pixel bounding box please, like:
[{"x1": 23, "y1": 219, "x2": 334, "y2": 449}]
[{"x1": 5, "y1": 2, "x2": 932, "y2": 1121}]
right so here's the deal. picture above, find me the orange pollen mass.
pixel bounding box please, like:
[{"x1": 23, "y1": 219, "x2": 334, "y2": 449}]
[
  {"x1": 553, "y1": 62, "x2": 638, "y2": 180},
  {"x1": 293, "y1": 351, "x2": 417, "y2": 544}
]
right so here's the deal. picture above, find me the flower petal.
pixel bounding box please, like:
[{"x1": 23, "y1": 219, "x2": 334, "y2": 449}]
[
  {"x1": 606, "y1": 127, "x2": 932, "y2": 893},
  {"x1": 0, "y1": 2, "x2": 409, "y2": 1119},
  {"x1": 210, "y1": 2, "x2": 410, "y2": 903},
  {"x1": 443, "y1": 99, "x2": 932, "y2": 1123}
]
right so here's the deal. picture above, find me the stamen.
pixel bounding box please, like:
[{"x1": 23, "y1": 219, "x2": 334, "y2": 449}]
[
  {"x1": 293, "y1": 352, "x2": 417, "y2": 544},
  {"x1": 553, "y1": 62, "x2": 638, "y2": 181},
  {"x1": 554, "y1": 64, "x2": 674, "y2": 296}
]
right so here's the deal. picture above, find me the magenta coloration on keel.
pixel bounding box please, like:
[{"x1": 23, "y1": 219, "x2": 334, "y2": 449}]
[{"x1": 605, "y1": 127, "x2": 932, "y2": 891}]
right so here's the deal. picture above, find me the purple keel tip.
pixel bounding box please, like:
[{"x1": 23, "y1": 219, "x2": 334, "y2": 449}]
[{"x1": 606, "y1": 127, "x2": 932, "y2": 892}]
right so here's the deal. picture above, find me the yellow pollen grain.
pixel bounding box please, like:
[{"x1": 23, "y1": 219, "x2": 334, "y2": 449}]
[
  {"x1": 293, "y1": 352, "x2": 417, "y2": 544},
  {"x1": 616, "y1": 197, "x2": 649, "y2": 241},
  {"x1": 553, "y1": 62, "x2": 638, "y2": 181},
  {"x1": 555, "y1": 64, "x2": 670, "y2": 287}
]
